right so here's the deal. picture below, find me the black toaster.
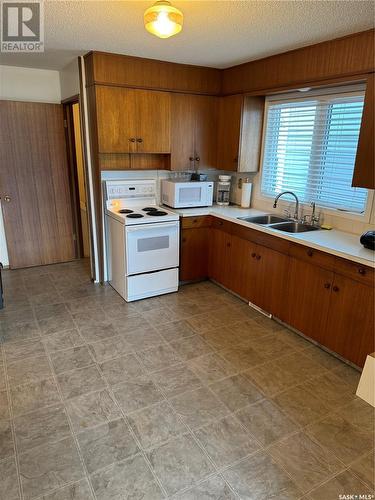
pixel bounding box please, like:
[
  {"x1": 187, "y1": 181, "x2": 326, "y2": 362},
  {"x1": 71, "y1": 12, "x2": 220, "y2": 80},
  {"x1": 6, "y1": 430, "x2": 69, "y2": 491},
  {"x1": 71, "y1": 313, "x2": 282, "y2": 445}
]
[{"x1": 360, "y1": 231, "x2": 375, "y2": 250}]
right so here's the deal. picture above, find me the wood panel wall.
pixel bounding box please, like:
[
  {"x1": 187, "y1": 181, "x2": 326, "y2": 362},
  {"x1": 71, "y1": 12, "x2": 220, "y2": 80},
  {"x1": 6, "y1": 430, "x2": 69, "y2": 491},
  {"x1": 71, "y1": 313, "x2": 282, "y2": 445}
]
[
  {"x1": 221, "y1": 29, "x2": 374, "y2": 95},
  {"x1": 84, "y1": 51, "x2": 221, "y2": 95}
]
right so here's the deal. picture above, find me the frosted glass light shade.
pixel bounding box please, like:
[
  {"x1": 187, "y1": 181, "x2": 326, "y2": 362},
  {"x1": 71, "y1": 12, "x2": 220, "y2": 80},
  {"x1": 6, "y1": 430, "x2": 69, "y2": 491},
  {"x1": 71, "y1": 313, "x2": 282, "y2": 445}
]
[{"x1": 144, "y1": 1, "x2": 183, "y2": 39}]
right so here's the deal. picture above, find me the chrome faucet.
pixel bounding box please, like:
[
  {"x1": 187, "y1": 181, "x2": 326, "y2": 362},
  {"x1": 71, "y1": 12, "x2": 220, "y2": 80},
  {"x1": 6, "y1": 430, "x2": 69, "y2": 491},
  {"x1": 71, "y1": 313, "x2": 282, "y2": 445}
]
[{"x1": 273, "y1": 191, "x2": 300, "y2": 220}]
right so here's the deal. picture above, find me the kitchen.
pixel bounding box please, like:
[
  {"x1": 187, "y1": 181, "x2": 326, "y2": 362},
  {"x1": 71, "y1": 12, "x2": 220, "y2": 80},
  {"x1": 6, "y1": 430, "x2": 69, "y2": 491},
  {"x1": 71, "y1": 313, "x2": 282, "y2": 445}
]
[{"x1": 0, "y1": 2, "x2": 374, "y2": 499}]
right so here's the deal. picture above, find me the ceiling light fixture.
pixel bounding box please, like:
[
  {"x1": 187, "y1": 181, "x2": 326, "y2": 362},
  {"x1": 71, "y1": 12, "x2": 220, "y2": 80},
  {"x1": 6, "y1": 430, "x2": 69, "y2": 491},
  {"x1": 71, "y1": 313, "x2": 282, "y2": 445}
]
[{"x1": 144, "y1": 1, "x2": 183, "y2": 39}]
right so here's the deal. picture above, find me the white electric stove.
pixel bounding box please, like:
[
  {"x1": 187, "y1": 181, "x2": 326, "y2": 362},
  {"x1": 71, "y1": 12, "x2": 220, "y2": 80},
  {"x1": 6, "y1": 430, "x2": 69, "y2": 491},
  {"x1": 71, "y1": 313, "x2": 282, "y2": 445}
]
[{"x1": 104, "y1": 180, "x2": 180, "y2": 302}]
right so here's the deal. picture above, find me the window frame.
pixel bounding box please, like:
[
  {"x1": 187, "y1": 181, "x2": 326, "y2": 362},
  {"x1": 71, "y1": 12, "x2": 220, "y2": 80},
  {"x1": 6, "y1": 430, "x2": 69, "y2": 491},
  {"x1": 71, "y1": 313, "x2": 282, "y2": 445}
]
[{"x1": 258, "y1": 85, "x2": 373, "y2": 223}]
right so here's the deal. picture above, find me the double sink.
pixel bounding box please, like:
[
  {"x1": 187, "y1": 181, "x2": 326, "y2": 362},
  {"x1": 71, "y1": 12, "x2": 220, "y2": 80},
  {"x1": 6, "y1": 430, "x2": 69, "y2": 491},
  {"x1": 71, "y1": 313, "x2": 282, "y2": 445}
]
[{"x1": 237, "y1": 214, "x2": 320, "y2": 233}]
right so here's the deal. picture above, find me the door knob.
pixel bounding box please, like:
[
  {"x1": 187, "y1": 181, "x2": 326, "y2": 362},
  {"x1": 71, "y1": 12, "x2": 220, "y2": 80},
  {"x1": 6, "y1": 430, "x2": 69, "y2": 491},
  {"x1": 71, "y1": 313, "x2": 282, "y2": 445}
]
[{"x1": 3, "y1": 195, "x2": 11, "y2": 203}]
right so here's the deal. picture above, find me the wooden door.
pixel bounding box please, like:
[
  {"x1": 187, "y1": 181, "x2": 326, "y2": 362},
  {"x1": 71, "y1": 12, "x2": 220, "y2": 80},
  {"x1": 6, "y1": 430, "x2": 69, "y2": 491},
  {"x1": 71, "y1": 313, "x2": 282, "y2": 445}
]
[
  {"x1": 324, "y1": 274, "x2": 375, "y2": 367},
  {"x1": 217, "y1": 95, "x2": 243, "y2": 171},
  {"x1": 229, "y1": 235, "x2": 257, "y2": 300},
  {"x1": 95, "y1": 86, "x2": 137, "y2": 153},
  {"x1": 352, "y1": 73, "x2": 374, "y2": 189},
  {"x1": 136, "y1": 90, "x2": 171, "y2": 153},
  {"x1": 208, "y1": 228, "x2": 232, "y2": 288},
  {"x1": 193, "y1": 95, "x2": 218, "y2": 169},
  {"x1": 170, "y1": 93, "x2": 195, "y2": 171},
  {"x1": 0, "y1": 101, "x2": 76, "y2": 268},
  {"x1": 180, "y1": 227, "x2": 209, "y2": 281},
  {"x1": 253, "y1": 244, "x2": 290, "y2": 319},
  {"x1": 285, "y1": 258, "x2": 333, "y2": 342}
]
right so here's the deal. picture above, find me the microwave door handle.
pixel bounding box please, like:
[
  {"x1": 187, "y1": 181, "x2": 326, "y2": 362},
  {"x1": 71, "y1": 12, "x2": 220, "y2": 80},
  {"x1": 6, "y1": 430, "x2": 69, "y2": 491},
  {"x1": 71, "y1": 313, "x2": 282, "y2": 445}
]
[{"x1": 126, "y1": 221, "x2": 179, "y2": 232}]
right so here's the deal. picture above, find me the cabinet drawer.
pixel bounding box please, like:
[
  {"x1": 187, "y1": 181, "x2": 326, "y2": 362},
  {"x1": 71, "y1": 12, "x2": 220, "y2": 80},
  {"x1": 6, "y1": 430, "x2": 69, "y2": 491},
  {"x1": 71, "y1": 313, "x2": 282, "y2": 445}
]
[
  {"x1": 181, "y1": 216, "x2": 212, "y2": 229},
  {"x1": 334, "y1": 257, "x2": 374, "y2": 286},
  {"x1": 232, "y1": 224, "x2": 290, "y2": 254},
  {"x1": 289, "y1": 244, "x2": 335, "y2": 271}
]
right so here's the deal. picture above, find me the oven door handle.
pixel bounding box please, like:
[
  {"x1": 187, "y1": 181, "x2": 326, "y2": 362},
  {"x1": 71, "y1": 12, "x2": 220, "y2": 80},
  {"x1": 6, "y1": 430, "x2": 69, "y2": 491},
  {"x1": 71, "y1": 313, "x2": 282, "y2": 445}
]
[{"x1": 125, "y1": 221, "x2": 179, "y2": 232}]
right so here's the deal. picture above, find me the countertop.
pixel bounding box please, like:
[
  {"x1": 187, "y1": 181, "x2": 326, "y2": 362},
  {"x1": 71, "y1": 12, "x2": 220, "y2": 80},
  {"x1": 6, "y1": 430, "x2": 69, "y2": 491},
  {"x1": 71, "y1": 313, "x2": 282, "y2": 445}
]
[{"x1": 167, "y1": 204, "x2": 375, "y2": 268}]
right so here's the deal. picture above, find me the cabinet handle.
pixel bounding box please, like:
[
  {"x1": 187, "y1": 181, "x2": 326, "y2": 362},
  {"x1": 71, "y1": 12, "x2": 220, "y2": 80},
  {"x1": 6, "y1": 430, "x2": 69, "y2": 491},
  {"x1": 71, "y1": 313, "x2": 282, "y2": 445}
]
[
  {"x1": 358, "y1": 267, "x2": 366, "y2": 275},
  {"x1": 136, "y1": 138, "x2": 143, "y2": 143},
  {"x1": 234, "y1": 156, "x2": 238, "y2": 162},
  {"x1": 256, "y1": 255, "x2": 261, "y2": 260},
  {"x1": 227, "y1": 242, "x2": 231, "y2": 247},
  {"x1": 129, "y1": 138, "x2": 136, "y2": 142},
  {"x1": 324, "y1": 283, "x2": 331, "y2": 289},
  {"x1": 189, "y1": 156, "x2": 194, "y2": 162},
  {"x1": 195, "y1": 157, "x2": 200, "y2": 162},
  {"x1": 333, "y1": 285, "x2": 339, "y2": 292},
  {"x1": 193, "y1": 219, "x2": 197, "y2": 224},
  {"x1": 251, "y1": 252, "x2": 256, "y2": 258},
  {"x1": 307, "y1": 249, "x2": 314, "y2": 257}
]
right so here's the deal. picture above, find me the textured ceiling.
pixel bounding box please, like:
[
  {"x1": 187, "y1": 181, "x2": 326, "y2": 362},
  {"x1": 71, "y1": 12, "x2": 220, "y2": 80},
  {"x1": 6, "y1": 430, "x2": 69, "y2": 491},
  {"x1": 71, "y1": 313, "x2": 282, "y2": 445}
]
[{"x1": 0, "y1": 0, "x2": 374, "y2": 70}]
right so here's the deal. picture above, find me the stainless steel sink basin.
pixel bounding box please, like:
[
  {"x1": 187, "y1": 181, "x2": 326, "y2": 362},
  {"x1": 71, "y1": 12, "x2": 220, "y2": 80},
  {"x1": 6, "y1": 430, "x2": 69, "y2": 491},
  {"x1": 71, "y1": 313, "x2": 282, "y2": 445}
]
[
  {"x1": 238, "y1": 214, "x2": 290, "y2": 225},
  {"x1": 270, "y1": 222, "x2": 320, "y2": 233}
]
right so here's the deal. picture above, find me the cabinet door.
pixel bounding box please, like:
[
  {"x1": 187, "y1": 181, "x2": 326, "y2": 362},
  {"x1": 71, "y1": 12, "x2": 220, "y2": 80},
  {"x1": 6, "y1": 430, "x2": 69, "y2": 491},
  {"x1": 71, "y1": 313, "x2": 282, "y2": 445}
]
[
  {"x1": 180, "y1": 227, "x2": 209, "y2": 281},
  {"x1": 208, "y1": 228, "x2": 232, "y2": 288},
  {"x1": 352, "y1": 73, "x2": 374, "y2": 189},
  {"x1": 170, "y1": 93, "x2": 195, "y2": 171},
  {"x1": 253, "y1": 245, "x2": 290, "y2": 319},
  {"x1": 193, "y1": 95, "x2": 218, "y2": 169},
  {"x1": 324, "y1": 275, "x2": 375, "y2": 367},
  {"x1": 217, "y1": 95, "x2": 243, "y2": 171},
  {"x1": 96, "y1": 86, "x2": 137, "y2": 153},
  {"x1": 229, "y1": 235, "x2": 257, "y2": 300},
  {"x1": 285, "y1": 257, "x2": 333, "y2": 342},
  {"x1": 136, "y1": 90, "x2": 171, "y2": 153}
]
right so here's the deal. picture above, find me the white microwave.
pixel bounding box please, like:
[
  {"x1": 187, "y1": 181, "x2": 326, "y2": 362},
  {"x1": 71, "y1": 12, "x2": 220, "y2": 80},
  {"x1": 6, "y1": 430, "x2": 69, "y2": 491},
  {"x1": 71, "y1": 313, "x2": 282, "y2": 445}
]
[{"x1": 161, "y1": 179, "x2": 214, "y2": 208}]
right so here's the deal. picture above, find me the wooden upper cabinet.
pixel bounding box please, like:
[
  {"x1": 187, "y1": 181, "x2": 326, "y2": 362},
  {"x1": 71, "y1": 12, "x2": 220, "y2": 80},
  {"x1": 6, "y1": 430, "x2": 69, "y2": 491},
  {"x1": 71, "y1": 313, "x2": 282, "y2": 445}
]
[
  {"x1": 136, "y1": 90, "x2": 171, "y2": 153},
  {"x1": 96, "y1": 86, "x2": 137, "y2": 153},
  {"x1": 170, "y1": 93, "x2": 195, "y2": 171},
  {"x1": 170, "y1": 93, "x2": 217, "y2": 170},
  {"x1": 352, "y1": 73, "x2": 374, "y2": 189},
  {"x1": 217, "y1": 95, "x2": 243, "y2": 171},
  {"x1": 217, "y1": 95, "x2": 264, "y2": 172},
  {"x1": 95, "y1": 86, "x2": 171, "y2": 154},
  {"x1": 193, "y1": 95, "x2": 218, "y2": 169}
]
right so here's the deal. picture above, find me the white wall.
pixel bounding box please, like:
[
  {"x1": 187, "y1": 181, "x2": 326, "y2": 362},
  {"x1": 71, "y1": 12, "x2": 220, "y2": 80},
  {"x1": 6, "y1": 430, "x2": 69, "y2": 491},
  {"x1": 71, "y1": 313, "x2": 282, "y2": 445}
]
[
  {"x1": 59, "y1": 59, "x2": 80, "y2": 101},
  {"x1": 0, "y1": 64, "x2": 61, "y2": 102},
  {"x1": 0, "y1": 65, "x2": 62, "y2": 267}
]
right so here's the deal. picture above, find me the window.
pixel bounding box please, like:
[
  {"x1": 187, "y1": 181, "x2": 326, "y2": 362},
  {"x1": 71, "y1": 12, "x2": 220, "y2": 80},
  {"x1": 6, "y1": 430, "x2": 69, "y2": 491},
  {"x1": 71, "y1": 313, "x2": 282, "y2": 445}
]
[{"x1": 261, "y1": 87, "x2": 368, "y2": 213}]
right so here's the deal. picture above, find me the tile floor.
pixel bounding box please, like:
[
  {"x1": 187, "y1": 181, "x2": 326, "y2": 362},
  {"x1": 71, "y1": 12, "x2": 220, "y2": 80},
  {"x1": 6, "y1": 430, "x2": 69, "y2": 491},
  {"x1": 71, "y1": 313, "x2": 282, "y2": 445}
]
[{"x1": 0, "y1": 259, "x2": 374, "y2": 500}]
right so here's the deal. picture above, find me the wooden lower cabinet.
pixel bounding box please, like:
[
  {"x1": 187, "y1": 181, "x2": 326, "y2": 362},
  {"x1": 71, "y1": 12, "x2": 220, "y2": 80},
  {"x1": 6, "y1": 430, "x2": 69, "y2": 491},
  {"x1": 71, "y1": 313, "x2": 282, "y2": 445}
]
[
  {"x1": 253, "y1": 245, "x2": 290, "y2": 320},
  {"x1": 228, "y1": 235, "x2": 257, "y2": 299},
  {"x1": 208, "y1": 228, "x2": 232, "y2": 289},
  {"x1": 324, "y1": 274, "x2": 375, "y2": 367},
  {"x1": 180, "y1": 227, "x2": 210, "y2": 281},
  {"x1": 286, "y1": 257, "x2": 333, "y2": 343}
]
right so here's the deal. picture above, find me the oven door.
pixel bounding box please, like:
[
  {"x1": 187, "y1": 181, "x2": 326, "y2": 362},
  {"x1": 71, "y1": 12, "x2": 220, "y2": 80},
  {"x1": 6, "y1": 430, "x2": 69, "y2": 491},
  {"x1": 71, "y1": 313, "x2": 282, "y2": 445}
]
[{"x1": 125, "y1": 221, "x2": 179, "y2": 275}]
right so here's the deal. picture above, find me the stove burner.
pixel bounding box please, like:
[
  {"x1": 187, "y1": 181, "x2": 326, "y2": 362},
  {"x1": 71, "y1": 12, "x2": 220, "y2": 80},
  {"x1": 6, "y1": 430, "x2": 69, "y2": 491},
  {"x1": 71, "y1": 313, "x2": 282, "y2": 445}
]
[
  {"x1": 142, "y1": 207, "x2": 158, "y2": 212},
  {"x1": 119, "y1": 209, "x2": 133, "y2": 214},
  {"x1": 147, "y1": 210, "x2": 168, "y2": 217},
  {"x1": 126, "y1": 213, "x2": 144, "y2": 219}
]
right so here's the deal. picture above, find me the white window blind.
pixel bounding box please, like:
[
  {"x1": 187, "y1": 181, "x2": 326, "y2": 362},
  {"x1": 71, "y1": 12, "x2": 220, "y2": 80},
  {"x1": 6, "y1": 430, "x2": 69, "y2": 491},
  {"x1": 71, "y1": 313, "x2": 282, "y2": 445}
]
[{"x1": 261, "y1": 89, "x2": 368, "y2": 213}]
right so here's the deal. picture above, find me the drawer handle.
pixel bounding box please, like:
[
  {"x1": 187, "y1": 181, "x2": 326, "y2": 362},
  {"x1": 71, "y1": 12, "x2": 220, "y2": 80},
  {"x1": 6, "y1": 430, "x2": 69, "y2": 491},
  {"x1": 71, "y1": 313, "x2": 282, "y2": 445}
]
[
  {"x1": 358, "y1": 268, "x2": 366, "y2": 275},
  {"x1": 307, "y1": 249, "x2": 314, "y2": 257},
  {"x1": 256, "y1": 255, "x2": 261, "y2": 260},
  {"x1": 324, "y1": 283, "x2": 331, "y2": 289},
  {"x1": 251, "y1": 252, "x2": 256, "y2": 258},
  {"x1": 333, "y1": 285, "x2": 339, "y2": 292},
  {"x1": 193, "y1": 219, "x2": 197, "y2": 224}
]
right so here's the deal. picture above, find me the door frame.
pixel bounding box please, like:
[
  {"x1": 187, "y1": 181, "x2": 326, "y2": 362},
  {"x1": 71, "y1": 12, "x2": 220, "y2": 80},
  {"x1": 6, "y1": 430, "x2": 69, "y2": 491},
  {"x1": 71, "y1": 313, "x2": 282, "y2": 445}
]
[{"x1": 62, "y1": 95, "x2": 94, "y2": 277}]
